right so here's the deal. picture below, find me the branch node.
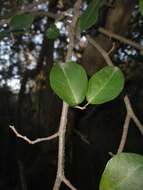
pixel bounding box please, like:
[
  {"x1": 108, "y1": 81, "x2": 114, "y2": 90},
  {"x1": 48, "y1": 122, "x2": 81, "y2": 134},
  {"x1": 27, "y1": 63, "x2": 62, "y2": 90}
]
[{"x1": 9, "y1": 125, "x2": 59, "y2": 144}]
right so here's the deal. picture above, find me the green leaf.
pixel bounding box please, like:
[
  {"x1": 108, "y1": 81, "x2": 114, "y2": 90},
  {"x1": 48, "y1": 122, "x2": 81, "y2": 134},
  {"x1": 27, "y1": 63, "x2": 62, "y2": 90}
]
[
  {"x1": 50, "y1": 61, "x2": 88, "y2": 106},
  {"x1": 79, "y1": 0, "x2": 104, "y2": 32},
  {"x1": 0, "y1": 31, "x2": 10, "y2": 40},
  {"x1": 139, "y1": 0, "x2": 143, "y2": 15},
  {"x1": 10, "y1": 13, "x2": 34, "y2": 31},
  {"x1": 86, "y1": 66, "x2": 124, "y2": 104},
  {"x1": 100, "y1": 153, "x2": 143, "y2": 190},
  {"x1": 46, "y1": 24, "x2": 60, "y2": 40}
]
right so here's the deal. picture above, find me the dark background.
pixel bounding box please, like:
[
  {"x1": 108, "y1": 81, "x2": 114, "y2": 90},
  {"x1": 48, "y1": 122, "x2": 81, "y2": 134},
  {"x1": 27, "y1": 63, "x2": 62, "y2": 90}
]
[{"x1": 0, "y1": 0, "x2": 143, "y2": 189}]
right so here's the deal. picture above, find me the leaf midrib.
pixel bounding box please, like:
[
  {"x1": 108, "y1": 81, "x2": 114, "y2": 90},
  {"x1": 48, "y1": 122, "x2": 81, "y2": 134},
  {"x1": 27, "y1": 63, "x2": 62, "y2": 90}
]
[
  {"x1": 88, "y1": 69, "x2": 117, "y2": 103},
  {"x1": 61, "y1": 65, "x2": 78, "y2": 104}
]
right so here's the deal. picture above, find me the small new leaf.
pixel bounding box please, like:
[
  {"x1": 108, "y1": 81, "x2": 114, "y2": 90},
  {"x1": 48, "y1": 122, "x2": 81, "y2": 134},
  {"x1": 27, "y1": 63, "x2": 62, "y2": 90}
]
[
  {"x1": 50, "y1": 61, "x2": 88, "y2": 106},
  {"x1": 100, "y1": 153, "x2": 143, "y2": 190},
  {"x1": 86, "y1": 66, "x2": 124, "y2": 104},
  {"x1": 46, "y1": 24, "x2": 60, "y2": 40}
]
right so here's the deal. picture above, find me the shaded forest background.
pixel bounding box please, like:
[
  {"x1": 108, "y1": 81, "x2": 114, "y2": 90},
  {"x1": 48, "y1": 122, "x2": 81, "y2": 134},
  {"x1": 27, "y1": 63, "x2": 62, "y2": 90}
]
[{"x1": 0, "y1": 0, "x2": 143, "y2": 190}]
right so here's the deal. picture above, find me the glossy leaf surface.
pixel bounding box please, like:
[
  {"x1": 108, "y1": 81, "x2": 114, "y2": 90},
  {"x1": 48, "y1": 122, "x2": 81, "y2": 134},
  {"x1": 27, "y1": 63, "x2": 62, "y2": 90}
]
[
  {"x1": 86, "y1": 66, "x2": 124, "y2": 104},
  {"x1": 50, "y1": 61, "x2": 88, "y2": 106}
]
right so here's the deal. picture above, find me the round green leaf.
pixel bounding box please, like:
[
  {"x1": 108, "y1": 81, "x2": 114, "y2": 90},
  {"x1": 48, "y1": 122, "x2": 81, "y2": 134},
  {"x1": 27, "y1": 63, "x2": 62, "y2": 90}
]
[
  {"x1": 10, "y1": 13, "x2": 34, "y2": 31},
  {"x1": 100, "y1": 153, "x2": 143, "y2": 190},
  {"x1": 86, "y1": 66, "x2": 124, "y2": 104},
  {"x1": 46, "y1": 24, "x2": 60, "y2": 40},
  {"x1": 50, "y1": 61, "x2": 88, "y2": 106}
]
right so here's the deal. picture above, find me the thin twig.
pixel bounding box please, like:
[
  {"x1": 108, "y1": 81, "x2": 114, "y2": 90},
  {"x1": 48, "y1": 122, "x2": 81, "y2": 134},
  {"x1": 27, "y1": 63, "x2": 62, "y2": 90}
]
[
  {"x1": 87, "y1": 36, "x2": 143, "y2": 154},
  {"x1": 108, "y1": 152, "x2": 115, "y2": 157},
  {"x1": 75, "y1": 102, "x2": 89, "y2": 110},
  {"x1": 53, "y1": 102, "x2": 69, "y2": 190},
  {"x1": 87, "y1": 35, "x2": 113, "y2": 66},
  {"x1": 9, "y1": 125, "x2": 59, "y2": 144},
  {"x1": 62, "y1": 176, "x2": 78, "y2": 190},
  {"x1": 65, "y1": 1, "x2": 81, "y2": 61},
  {"x1": 28, "y1": 11, "x2": 57, "y2": 19},
  {"x1": 73, "y1": 129, "x2": 90, "y2": 145},
  {"x1": 108, "y1": 42, "x2": 116, "y2": 55},
  {"x1": 124, "y1": 96, "x2": 143, "y2": 135},
  {"x1": 132, "y1": 114, "x2": 143, "y2": 135},
  {"x1": 9, "y1": 1, "x2": 81, "y2": 189},
  {"x1": 117, "y1": 112, "x2": 130, "y2": 153},
  {"x1": 99, "y1": 27, "x2": 143, "y2": 51},
  {"x1": 118, "y1": 96, "x2": 143, "y2": 152},
  {"x1": 0, "y1": 10, "x2": 57, "y2": 20},
  {"x1": 53, "y1": 1, "x2": 82, "y2": 190}
]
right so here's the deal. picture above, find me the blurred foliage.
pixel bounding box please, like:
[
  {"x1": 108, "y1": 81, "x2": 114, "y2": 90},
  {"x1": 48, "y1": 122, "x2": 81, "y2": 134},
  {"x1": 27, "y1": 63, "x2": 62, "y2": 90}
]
[{"x1": 0, "y1": 0, "x2": 143, "y2": 93}]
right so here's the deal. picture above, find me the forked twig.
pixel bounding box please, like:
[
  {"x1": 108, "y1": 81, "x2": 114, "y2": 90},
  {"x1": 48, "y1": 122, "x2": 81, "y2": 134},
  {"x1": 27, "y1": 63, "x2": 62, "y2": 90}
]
[
  {"x1": 124, "y1": 96, "x2": 143, "y2": 136},
  {"x1": 10, "y1": 1, "x2": 82, "y2": 190},
  {"x1": 75, "y1": 102, "x2": 89, "y2": 110},
  {"x1": 53, "y1": 0, "x2": 82, "y2": 189},
  {"x1": 87, "y1": 35, "x2": 143, "y2": 154},
  {"x1": 9, "y1": 125, "x2": 59, "y2": 144},
  {"x1": 62, "y1": 176, "x2": 77, "y2": 190},
  {"x1": 108, "y1": 42, "x2": 116, "y2": 55},
  {"x1": 87, "y1": 36, "x2": 113, "y2": 66}
]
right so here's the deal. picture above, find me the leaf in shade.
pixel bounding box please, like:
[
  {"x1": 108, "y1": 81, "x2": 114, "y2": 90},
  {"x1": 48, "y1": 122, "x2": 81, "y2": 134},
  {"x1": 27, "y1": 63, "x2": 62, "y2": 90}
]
[
  {"x1": 50, "y1": 61, "x2": 88, "y2": 106},
  {"x1": 86, "y1": 66, "x2": 124, "y2": 104},
  {"x1": 79, "y1": 0, "x2": 104, "y2": 32},
  {"x1": 10, "y1": 13, "x2": 34, "y2": 31},
  {"x1": 139, "y1": 0, "x2": 143, "y2": 15},
  {"x1": 100, "y1": 153, "x2": 143, "y2": 190},
  {"x1": 0, "y1": 31, "x2": 10, "y2": 40},
  {"x1": 46, "y1": 24, "x2": 60, "y2": 40}
]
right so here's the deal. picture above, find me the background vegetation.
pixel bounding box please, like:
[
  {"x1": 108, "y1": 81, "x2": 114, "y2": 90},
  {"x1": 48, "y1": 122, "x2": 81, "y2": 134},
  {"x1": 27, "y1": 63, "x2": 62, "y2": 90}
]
[{"x1": 0, "y1": 0, "x2": 143, "y2": 190}]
